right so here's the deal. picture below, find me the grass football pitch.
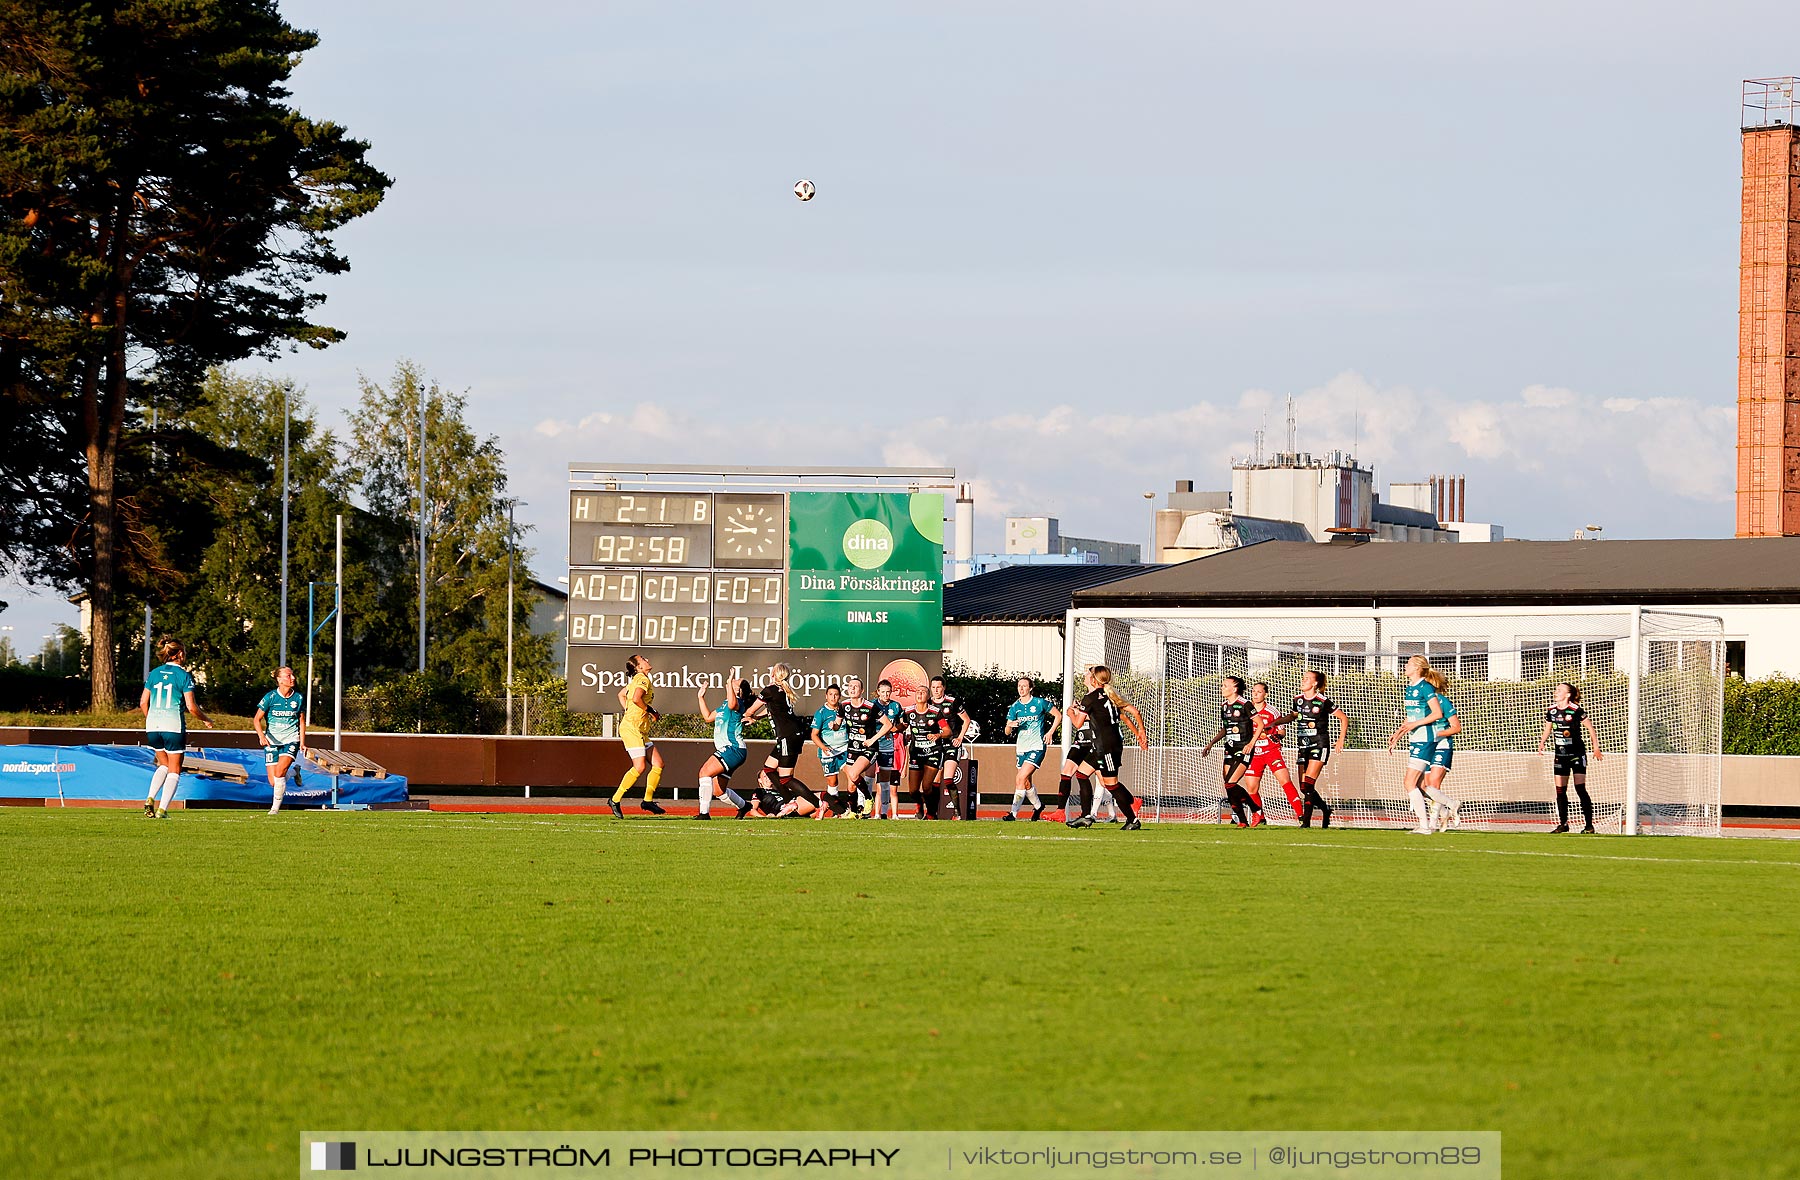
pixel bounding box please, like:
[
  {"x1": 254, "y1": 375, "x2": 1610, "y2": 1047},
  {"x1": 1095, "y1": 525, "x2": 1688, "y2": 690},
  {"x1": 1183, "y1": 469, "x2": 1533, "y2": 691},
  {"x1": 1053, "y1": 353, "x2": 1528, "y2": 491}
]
[{"x1": 2, "y1": 811, "x2": 1795, "y2": 1179}]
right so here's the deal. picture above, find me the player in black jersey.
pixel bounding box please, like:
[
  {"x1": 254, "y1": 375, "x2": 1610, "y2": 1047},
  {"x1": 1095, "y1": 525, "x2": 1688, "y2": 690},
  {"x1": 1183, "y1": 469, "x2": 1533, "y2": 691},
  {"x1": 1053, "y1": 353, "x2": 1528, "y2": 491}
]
[
  {"x1": 836, "y1": 676, "x2": 893, "y2": 818},
  {"x1": 922, "y1": 677, "x2": 973, "y2": 819},
  {"x1": 755, "y1": 663, "x2": 819, "y2": 814},
  {"x1": 1538, "y1": 682, "x2": 1603, "y2": 833},
  {"x1": 1057, "y1": 699, "x2": 1096, "y2": 825},
  {"x1": 1066, "y1": 666, "x2": 1149, "y2": 831},
  {"x1": 1269, "y1": 669, "x2": 1347, "y2": 828},
  {"x1": 902, "y1": 693, "x2": 951, "y2": 818},
  {"x1": 1200, "y1": 676, "x2": 1265, "y2": 827}
]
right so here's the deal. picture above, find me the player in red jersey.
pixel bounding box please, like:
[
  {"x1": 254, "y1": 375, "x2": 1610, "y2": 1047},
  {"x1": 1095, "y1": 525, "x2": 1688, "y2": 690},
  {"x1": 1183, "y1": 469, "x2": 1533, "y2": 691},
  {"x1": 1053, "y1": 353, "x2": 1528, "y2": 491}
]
[{"x1": 1245, "y1": 682, "x2": 1306, "y2": 821}]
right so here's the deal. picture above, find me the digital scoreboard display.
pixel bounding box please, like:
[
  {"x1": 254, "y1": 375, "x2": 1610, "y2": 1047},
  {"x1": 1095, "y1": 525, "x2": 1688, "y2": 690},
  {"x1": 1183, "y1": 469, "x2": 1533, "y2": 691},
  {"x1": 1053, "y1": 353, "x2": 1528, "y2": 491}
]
[
  {"x1": 565, "y1": 481, "x2": 948, "y2": 715},
  {"x1": 568, "y1": 493, "x2": 786, "y2": 648}
]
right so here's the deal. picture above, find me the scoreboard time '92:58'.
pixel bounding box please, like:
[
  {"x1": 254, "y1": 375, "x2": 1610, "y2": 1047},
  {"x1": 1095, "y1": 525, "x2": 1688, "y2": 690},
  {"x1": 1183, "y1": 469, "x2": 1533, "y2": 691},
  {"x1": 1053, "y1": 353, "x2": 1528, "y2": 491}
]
[{"x1": 567, "y1": 492, "x2": 787, "y2": 648}]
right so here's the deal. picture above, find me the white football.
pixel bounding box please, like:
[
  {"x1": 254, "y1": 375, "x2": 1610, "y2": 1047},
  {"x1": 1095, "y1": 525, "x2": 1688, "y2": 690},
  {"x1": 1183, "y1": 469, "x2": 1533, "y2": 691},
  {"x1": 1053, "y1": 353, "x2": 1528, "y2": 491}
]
[{"x1": 793, "y1": 179, "x2": 816, "y2": 202}]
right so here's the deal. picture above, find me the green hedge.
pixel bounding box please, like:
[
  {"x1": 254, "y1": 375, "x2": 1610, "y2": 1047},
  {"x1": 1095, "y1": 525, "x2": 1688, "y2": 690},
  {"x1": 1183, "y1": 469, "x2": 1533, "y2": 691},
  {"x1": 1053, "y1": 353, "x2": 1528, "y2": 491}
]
[{"x1": 1724, "y1": 675, "x2": 1800, "y2": 755}]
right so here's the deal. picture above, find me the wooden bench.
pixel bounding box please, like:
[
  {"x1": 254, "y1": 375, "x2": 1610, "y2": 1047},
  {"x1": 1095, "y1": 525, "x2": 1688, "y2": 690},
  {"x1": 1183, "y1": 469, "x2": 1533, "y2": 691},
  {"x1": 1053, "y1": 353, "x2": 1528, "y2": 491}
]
[
  {"x1": 304, "y1": 747, "x2": 389, "y2": 778},
  {"x1": 180, "y1": 755, "x2": 250, "y2": 784}
]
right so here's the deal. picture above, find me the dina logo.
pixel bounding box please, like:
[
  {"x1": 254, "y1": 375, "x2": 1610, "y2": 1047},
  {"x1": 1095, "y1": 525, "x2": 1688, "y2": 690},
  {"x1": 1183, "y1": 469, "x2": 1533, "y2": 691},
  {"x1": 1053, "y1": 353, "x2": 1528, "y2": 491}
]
[
  {"x1": 842, "y1": 519, "x2": 894, "y2": 570},
  {"x1": 310, "y1": 1142, "x2": 356, "y2": 1171}
]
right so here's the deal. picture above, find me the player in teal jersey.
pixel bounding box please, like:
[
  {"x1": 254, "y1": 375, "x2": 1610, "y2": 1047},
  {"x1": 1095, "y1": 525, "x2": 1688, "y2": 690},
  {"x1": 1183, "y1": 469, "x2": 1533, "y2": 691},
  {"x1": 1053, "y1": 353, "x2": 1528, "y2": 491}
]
[
  {"x1": 1388, "y1": 654, "x2": 1446, "y2": 834},
  {"x1": 695, "y1": 680, "x2": 757, "y2": 818},
  {"x1": 871, "y1": 680, "x2": 906, "y2": 818},
  {"x1": 138, "y1": 636, "x2": 214, "y2": 818},
  {"x1": 1003, "y1": 676, "x2": 1061, "y2": 821},
  {"x1": 1423, "y1": 669, "x2": 1462, "y2": 831},
  {"x1": 253, "y1": 666, "x2": 307, "y2": 814},
  {"x1": 809, "y1": 683, "x2": 854, "y2": 819}
]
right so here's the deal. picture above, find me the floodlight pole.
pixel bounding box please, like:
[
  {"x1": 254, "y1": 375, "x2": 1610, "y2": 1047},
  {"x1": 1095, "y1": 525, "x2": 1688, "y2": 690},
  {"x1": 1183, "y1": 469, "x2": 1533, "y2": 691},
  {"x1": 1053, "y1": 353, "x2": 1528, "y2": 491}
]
[
  {"x1": 279, "y1": 385, "x2": 290, "y2": 668},
  {"x1": 418, "y1": 390, "x2": 428, "y2": 674},
  {"x1": 334, "y1": 513, "x2": 345, "y2": 751},
  {"x1": 1624, "y1": 606, "x2": 1642, "y2": 835},
  {"x1": 506, "y1": 501, "x2": 516, "y2": 736}
]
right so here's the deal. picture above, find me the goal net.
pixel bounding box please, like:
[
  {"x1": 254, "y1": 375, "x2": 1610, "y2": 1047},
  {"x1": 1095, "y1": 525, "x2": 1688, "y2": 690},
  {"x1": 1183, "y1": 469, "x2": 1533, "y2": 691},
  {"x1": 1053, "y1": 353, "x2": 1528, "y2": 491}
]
[{"x1": 1064, "y1": 607, "x2": 1723, "y2": 836}]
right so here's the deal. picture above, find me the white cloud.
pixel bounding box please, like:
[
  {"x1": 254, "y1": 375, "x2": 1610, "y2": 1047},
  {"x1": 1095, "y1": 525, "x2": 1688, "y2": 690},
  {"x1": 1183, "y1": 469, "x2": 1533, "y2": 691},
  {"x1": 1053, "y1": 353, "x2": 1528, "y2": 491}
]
[{"x1": 502, "y1": 373, "x2": 1734, "y2": 559}]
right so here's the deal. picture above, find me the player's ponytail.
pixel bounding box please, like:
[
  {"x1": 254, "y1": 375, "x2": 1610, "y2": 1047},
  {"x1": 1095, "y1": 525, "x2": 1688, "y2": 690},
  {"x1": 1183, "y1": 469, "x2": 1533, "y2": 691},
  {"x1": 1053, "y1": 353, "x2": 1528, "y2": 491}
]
[
  {"x1": 156, "y1": 635, "x2": 184, "y2": 663},
  {"x1": 769, "y1": 662, "x2": 795, "y2": 699},
  {"x1": 1306, "y1": 669, "x2": 1327, "y2": 693},
  {"x1": 1092, "y1": 665, "x2": 1126, "y2": 707},
  {"x1": 1561, "y1": 682, "x2": 1582, "y2": 705},
  {"x1": 1421, "y1": 666, "x2": 1449, "y2": 693}
]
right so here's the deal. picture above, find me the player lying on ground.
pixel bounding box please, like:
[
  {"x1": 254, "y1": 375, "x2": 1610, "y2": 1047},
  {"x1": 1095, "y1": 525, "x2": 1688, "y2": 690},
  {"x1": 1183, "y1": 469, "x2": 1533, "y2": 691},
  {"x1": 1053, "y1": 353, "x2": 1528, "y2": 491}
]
[{"x1": 757, "y1": 663, "x2": 820, "y2": 813}]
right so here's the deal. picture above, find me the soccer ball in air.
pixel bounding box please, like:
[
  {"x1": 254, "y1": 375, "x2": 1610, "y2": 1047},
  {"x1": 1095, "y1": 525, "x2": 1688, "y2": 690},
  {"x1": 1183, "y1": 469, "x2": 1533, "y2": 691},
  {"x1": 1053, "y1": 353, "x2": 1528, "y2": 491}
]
[{"x1": 793, "y1": 179, "x2": 816, "y2": 202}]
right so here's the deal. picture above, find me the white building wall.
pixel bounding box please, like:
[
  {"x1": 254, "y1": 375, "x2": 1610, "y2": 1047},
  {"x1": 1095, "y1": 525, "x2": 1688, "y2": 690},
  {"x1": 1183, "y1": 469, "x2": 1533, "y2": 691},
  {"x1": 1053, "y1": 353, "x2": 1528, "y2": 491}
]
[{"x1": 942, "y1": 623, "x2": 1065, "y2": 678}]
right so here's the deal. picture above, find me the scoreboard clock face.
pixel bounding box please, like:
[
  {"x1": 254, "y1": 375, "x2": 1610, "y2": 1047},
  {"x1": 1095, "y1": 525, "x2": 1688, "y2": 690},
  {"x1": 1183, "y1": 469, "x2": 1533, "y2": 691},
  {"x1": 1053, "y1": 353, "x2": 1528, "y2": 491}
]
[
  {"x1": 713, "y1": 494, "x2": 784, "y2": 568},
  {"x1": 567, "y1": 491, "x2": 785, "y2": 648}
]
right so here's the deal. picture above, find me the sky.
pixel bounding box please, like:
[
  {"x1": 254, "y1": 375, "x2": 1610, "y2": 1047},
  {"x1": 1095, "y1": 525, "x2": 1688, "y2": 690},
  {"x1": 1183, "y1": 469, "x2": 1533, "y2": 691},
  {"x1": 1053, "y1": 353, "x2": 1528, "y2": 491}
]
[{"x1": 3, "y1": 0, "x2": 1792, "y2": 649}]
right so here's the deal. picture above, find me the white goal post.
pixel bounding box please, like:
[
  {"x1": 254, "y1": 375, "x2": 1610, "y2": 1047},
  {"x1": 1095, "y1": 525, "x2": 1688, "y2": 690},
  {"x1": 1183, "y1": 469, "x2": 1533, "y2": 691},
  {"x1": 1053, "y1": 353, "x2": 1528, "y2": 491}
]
[{"x1": 1061, "y1": 605, "x2": 1724, "y2": 836}]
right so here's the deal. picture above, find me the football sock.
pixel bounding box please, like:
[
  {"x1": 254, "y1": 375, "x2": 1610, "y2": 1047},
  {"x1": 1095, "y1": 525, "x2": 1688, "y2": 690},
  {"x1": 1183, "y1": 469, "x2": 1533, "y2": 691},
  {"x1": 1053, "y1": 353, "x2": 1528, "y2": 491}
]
[
  {"x1": 1423, "y1": 783, "x2": 1456, "y2": 811},
  {"x1": 643, "y1": 766, "x2": 662, "y2": 802},
  {"x1": 147, "y1": 767, "x2": 167, "y2": 802},
  {"x1": 269, "y1": 776, "x2": 285, "y2": 813},
  {"x1": 1555, "y1": 787, "x2": 1570, "y2": 826},
  {"x1": 721, "y1": 786, "x2": 745, "y2": 809},
  {"x1": 158, "y1": 768, "x2": 180, "y2": 810},
  {"x1": 1025, "y1": 786, "x2": 1041, "y2": 808},
  {"x1": 699, "y1": 776, "x2": 714, "y2": 815},
  {"x1": 1279, "y1": 780, "x2": 1305, "y2": 814},
  {"x1": 1058, "y1": 774, "x2": 1073, "y2": 810},
  {"x1": 1224, "y1": 784, "x2": 1249, "y2": 824},
  {"x1": 612, "y1": 766, "x2": 642, "y2": 804},
  {"x1": 1409, "y1": 787, "x2": 1430, "y2": 828},
  {"x1": 1009, "y1": 790, "x2": 1025, "y2": 817},
  {"x1": 1574, "y1": 779, "x2": 1594, "y2": 825},
  {"x1": 1109, "y1": 785, "x2": 1138, "y2": 823}
]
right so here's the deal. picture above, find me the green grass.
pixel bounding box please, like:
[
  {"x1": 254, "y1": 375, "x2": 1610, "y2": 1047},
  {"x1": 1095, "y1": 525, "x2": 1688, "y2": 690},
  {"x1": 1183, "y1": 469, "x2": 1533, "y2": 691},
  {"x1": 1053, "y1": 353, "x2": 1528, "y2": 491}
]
[{"x1": 2, "y1": 814, "x2": 1796, "y2": 1179}]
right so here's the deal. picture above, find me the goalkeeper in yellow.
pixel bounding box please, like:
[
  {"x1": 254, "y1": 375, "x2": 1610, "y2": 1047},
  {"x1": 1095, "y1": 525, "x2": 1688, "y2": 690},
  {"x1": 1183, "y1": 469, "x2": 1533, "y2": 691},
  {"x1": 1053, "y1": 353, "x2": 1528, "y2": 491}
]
[{"x1": 609, "y1": 653, "x2": 666, "y2": 817}]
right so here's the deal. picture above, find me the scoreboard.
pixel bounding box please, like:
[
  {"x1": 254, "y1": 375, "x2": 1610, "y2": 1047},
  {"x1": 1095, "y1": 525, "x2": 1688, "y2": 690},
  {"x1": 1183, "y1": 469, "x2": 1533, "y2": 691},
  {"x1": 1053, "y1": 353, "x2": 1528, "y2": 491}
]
[
  {"x1": 565, "y1": 476, "x2": 948, "y2": 714},
  {"x1": 568, "y1": 492, "x2": 788, "y2": 649}
]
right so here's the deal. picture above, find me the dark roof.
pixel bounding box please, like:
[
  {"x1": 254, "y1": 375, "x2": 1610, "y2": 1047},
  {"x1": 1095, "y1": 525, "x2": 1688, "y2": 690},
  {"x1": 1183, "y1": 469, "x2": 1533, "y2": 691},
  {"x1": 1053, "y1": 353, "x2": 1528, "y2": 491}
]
[
  {"x1": 1230, "y1": 515, "x2": 1313, "y2": 545},
  {"x1": 1371, "y1": 501, "x2": 1440, "y2": 529},
  {"x1": 1071, "y1": 538, "x2": 1800, "y2": 608},
  {"x1": 944, "y1": 564, "x2": 1144, "y2": 623}
]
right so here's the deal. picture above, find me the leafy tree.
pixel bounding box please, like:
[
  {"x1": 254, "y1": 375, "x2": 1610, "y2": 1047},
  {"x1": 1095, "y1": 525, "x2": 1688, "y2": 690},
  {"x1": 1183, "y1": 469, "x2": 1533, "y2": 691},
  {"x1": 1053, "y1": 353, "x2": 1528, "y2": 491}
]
[
  {"x1": 0, "y1": 0, "x2": 389, "y2": 705},
  {"x1": 147, "y1": 369, "x2": 350, "y2": 710},
  {"x1": 347, "y1": 361, "x2": 551, "y2": 694}
]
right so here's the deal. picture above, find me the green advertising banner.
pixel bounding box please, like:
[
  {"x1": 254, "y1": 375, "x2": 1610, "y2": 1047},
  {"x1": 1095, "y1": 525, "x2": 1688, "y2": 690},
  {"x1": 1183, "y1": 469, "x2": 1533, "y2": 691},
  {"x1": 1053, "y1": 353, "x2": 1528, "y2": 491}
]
[{"x1": 787, "y1": 492, "x2": 944, "y2": 650}]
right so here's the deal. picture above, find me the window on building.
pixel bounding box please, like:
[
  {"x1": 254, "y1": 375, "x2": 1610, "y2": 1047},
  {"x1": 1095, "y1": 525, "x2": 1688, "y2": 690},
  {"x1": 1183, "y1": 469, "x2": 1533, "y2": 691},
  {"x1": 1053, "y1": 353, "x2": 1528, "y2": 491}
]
[
  {"x1": 1276, "y1": 640, "x2": 1369, "y2": 676},
  {"x1": 1396, "y1": 639, "x2": 1488, "y2": 681},
  {"x1": 1521, "y1": 640, "x2": 1615, "y2": 681},
  {"x1": 1166, "y1": 640, "x2": 1249, "y2": 680},
  {"x1": 1647, "y1": 640, "x2": 1720, "y2": 675},
  {"x1": 1726, "y1": 640, "x2": 1746, "y2": 679}
]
